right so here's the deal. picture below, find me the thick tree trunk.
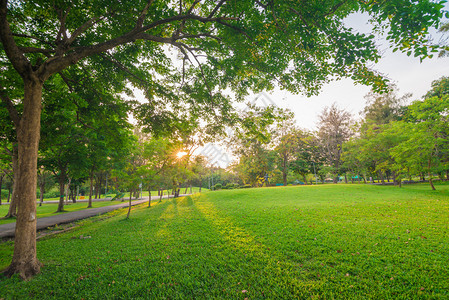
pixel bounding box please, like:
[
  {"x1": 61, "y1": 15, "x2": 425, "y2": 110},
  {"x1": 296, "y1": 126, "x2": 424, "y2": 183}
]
[
  {"x1": 4, "y1": 80, "x2": 43, "y2": 279},
  {"x1": 148, "y1": 189, "x2": 151, "y2": 207},
  {"x1": 5, "y1": 146, "x2": 18, "y2": 217},
  {"x1": 344, "y1": 174, "x2": 348, "y2": 184},
  {"x1": 159, "y1": 189, "x2": 163, "y2": 202}
]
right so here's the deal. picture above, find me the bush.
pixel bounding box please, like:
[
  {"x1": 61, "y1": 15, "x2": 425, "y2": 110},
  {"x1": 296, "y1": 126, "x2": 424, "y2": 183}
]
[
  {"x1": 213, "y1": 183, "x2": 222, "y2": 190},
  {"x1": 241, "y1": 184, "x2": 252, "y2": 188},
  {"x1": 225, "y1": 183, "x2": 236, "y2": 190}
]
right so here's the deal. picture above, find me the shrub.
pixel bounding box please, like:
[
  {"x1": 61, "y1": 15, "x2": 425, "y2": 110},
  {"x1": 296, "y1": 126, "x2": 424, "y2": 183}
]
[
  {"x1": 241, "y1": 184, "x2": 252, "y2": 188},
  {"x1": 225, "y1": 183, "x2": 235, "y2": 190}
]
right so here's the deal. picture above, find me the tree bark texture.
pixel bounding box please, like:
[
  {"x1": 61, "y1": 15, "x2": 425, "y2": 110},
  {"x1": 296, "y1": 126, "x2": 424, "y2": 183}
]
[
  {"x1": 3, "y1": 80, "x2": 43, "y2": 279},
  {"x1": 5, "y1": 146, "x2": 18, "y2": 217}
]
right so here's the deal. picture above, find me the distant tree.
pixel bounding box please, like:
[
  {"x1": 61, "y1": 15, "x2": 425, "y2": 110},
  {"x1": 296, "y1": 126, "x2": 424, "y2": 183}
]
[
  {"x1": 317, "y1": 104, "x2": 354, "y2": 183},
  {"x1": 424, "y1": 76, "x2": 449, "y2": 99},
  {"x1": 362, "y1": 85, "x2": 411, "y2": 126}
]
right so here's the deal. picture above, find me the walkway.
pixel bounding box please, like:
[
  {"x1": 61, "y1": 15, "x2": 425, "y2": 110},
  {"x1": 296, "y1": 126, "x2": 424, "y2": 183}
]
[{"x1": 0, "y1": 195, "x2": 185, "y2": 239}]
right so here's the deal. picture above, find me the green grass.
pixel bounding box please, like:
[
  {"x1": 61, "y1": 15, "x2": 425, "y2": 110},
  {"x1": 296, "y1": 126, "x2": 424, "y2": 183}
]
[
  {"x1": 1, "y1": 183, "x2": 448, "y2": 299},
  {"x1": 0, "y1": 200, "x2": 131, "y2": 225},
  {"x1": 0, "y1": 188, "x2": 205, "y2": 225}
]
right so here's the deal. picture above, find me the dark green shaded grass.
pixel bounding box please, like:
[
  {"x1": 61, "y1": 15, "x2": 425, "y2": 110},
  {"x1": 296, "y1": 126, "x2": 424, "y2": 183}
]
[{"x1": 0, "y1": 184, "x2": 448, "y2": 299}]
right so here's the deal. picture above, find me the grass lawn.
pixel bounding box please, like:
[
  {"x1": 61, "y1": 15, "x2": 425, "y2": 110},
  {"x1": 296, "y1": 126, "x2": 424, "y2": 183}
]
[
  {"x1": 0, "y1": 200, "x2": 131, "y2": 225},
  {"x1": 0, "y1": 183, "x2": 448, "y2": 299},
  {"x1": 0, "y1": 188, "x2": 205, "y2": 225}
]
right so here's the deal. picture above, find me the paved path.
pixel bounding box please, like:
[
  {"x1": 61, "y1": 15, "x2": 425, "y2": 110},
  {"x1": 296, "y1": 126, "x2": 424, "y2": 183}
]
[{"x1": 0, "y1": 195, "x2": 185, "y2": 239}]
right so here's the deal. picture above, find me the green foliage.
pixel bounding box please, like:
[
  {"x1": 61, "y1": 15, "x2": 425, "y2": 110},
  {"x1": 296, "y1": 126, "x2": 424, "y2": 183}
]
[{"x1": 1, "y1": 184, "x2": 449, "y2": 298}]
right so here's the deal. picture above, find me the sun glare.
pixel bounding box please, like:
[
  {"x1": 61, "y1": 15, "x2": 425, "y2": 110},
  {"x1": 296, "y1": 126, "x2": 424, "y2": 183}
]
[{"x1": 176, "y1": 151, "x2": 187, "y2": 159}]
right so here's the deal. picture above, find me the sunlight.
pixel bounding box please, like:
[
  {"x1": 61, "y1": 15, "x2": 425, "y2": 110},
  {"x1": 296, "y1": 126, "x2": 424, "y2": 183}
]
[{"x1": 176, "y1": 151, "x2": 188, "y2": 159}]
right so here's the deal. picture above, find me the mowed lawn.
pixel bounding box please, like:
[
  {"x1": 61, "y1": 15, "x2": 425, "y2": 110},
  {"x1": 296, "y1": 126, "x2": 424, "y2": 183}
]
[
  {"x1": 1, "y1": 183, "x2": 448, "y2": 299},
  {"x1": 0, "y1": 200, "x2": 134, "y2": 225}
]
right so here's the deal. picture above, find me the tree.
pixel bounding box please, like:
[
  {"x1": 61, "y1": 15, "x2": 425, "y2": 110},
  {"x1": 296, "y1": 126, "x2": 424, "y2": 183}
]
[
  {"x1": 1, "y1": 0, "x2": 446, "y2": 279},
  {"x1": 272, "y1": 111, "x2": 298, "y2": 186},
  {"x1": 362, "y1": 85, "x2": 410, "y2": 126},
  {"x1": 317, "y1": 103, "x2": 353, "y2": 183}
]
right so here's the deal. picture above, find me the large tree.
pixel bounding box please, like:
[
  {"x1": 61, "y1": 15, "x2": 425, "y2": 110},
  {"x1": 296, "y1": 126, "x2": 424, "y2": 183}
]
[{"x1": 0, "y1": 0, "x2": 446, "y2": 279}]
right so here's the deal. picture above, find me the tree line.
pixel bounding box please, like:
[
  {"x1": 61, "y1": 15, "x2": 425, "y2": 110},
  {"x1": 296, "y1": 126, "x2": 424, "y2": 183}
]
[{"x1": 225, "y1": 77, "x2": 449, "y2": 190}]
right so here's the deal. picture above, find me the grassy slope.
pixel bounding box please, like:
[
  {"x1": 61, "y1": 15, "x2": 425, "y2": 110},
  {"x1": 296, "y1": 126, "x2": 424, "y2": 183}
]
[{"x1": 0, "y1": 184, "x2": 448, "y2": 299}]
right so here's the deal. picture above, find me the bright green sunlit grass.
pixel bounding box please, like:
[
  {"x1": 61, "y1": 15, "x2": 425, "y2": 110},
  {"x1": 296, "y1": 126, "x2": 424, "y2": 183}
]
[{"x1": 0, "y1": 183, "x2": 448, "y2": 299}]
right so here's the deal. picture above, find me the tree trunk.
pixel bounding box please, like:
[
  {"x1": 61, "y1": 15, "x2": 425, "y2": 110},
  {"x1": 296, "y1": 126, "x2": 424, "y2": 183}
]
[
  {"x1": 446, "y1": 170, "x2": 449, "y2": 181},
  {"x1": 0, "y1": 173, "x2": 3, "y2": 205},
  {"x1": 4, "y1": 80, "x2": 43, "y2": 279},
  {"x1": 126, "y1": 192, "x2": 132, "y2": 219},
  {"x1": 56, "y1": 173, "x2": 65, "y2": 212},
  {"x1": 159, "y1": 189, "x2": 163, "y2": 202},
  {"x1": 5, "y1": 146, "x2": 18, "y2": 217},
  {"x1": 379, "y1": 171, "x2": 385, "y2": 185},
  {"x1": 65, "y1": 177, "x2": 71, "y2": 205},
  {"x1": 88, "y1": 171, "x2": 94, "y2": 208},
  {"x1": 148, "y1": 189, "x2": 151, "y2": 207},
  {"x1": 392, "y1": 171, "x2": 397, "y2": 186},
  {"x1": 190, "y1": 185, "x2": 192, "y2": 194},
  {"x1": 39, "y1": 179, "x2": 45, "y2": 207},
  {"x1": 428, "y1": 159, "x2": 436, "y2": 191},
  {"x1": 344, "y1": 174, "x2": 348, "y2": 184}
]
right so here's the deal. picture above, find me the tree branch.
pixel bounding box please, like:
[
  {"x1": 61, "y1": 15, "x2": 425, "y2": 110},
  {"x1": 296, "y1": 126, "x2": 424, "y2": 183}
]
[
  {"x1": 18, "y1": 47, "x2": 55, "y2": 54},
  {"x1": 136, "y1": 0, "x2": 155, "y2": 28},
  {"x1": 12, "y1": 33, "x2": 54, "y2": 46},
  {"x1": 322, "y1": 1, "x2": 348, "y2": 18},
  {"x1": 67, "y1": 15, "x2": 104, "y2": 45},
  {"x1": 38, "y1": 14, "x2": 236, "y2": 79},
  {"x1": 99, "y1": 53, "x2": 150, "y2": 86},
  {"x1": 0, "y1": 0, "x2": 32, "y2": 77},
  {"x1": 208, "y1": 0, "x2": 227, "y2": 18}
]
